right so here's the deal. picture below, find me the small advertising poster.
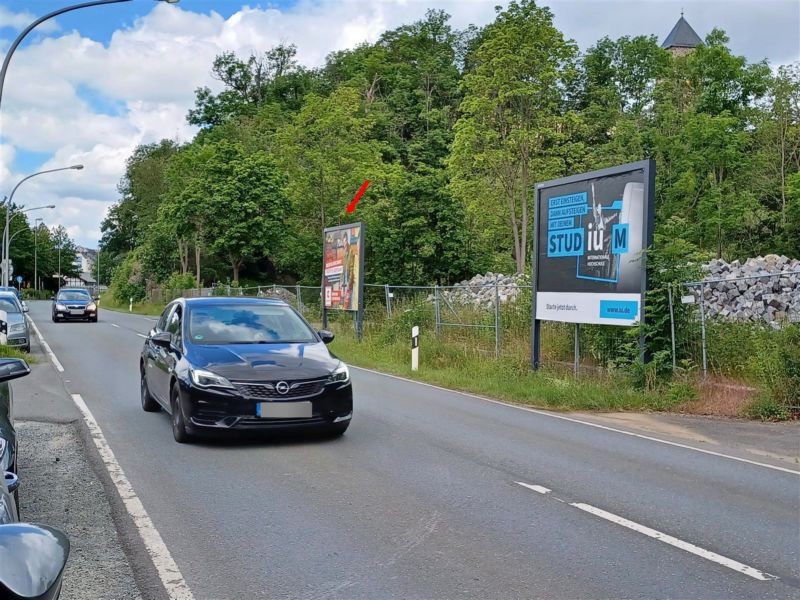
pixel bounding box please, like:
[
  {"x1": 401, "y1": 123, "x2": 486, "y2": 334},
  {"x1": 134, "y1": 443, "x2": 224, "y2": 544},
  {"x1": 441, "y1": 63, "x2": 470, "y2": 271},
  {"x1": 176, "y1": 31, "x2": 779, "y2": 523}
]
[
  {"x1": 532, "y1": 160, "x2": 654, "y2": 327},
  {"x1": 323, "y1": 222, "x2": 364, "y2": 312}
]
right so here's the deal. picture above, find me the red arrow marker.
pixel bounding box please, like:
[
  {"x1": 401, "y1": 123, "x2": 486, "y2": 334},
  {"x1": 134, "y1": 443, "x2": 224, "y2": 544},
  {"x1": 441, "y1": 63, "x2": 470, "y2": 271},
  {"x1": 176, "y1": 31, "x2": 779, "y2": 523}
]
[{"x1": 346, "y1": 180, "x2": 370, "y2": 214}]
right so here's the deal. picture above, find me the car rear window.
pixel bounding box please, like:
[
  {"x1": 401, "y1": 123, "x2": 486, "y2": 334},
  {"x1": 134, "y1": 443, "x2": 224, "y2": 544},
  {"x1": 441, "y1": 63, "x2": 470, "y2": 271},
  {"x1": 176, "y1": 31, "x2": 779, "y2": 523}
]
[{"x1": 187, "y1": 304, "x2": 317, "y2": 345}]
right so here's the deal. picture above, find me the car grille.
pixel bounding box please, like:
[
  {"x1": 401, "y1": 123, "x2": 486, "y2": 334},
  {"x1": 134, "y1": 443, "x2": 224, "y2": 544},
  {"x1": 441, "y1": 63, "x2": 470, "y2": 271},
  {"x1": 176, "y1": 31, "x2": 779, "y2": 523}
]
[
  {"x1": 232, "y1": 379, "x2": 326, "y2": 400},
  {"x1": 66, "y1": 305, "x2": 86, "y2": 310}
]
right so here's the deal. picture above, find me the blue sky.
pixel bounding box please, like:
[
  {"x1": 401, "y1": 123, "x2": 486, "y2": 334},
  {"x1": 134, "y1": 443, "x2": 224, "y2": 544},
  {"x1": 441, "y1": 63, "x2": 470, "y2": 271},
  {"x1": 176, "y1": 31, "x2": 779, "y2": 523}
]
[{"x1": 0, "y1": 0, "x2": 796, "y2": 248}]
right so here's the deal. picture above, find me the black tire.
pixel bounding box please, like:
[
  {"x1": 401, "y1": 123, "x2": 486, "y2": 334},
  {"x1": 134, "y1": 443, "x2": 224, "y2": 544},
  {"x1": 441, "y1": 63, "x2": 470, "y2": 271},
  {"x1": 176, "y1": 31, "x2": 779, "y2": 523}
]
[
  {"x1": 170, "y1": 384, "x2": 192, "y2": 444},
  {"x1": 51, "y1": 315, "x2": 58, "y2": 322},
  {"x1": 140, "y1": 369, "x2": 160, "y2": 412},
  {"x1": 90, "y1": 317, "x2": 98, "y2": 323},
  {"x1": 13, "y1": 488, "x2": 19, "y2": 517},
  {"x1": 327, "y1": 421, "x2": 350, "y2": 438}
]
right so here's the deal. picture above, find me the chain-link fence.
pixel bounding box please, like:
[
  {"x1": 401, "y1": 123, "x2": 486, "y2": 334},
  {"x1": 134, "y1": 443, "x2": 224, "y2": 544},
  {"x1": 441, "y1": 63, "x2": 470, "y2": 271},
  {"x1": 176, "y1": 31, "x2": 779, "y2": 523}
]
[{"x1": 672, "y1": 270, "x2": 800, "y2": 378}]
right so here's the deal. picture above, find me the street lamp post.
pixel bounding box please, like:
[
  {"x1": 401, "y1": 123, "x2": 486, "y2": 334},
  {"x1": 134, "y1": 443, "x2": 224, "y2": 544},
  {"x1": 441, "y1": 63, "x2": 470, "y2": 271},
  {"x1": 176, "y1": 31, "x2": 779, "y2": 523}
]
[
  {"x1": 34, "y1": 217, "x2": 42, "y2": 292},
  {"x1": 2, "y1": 168, "x2": 81, "y2": 286}
]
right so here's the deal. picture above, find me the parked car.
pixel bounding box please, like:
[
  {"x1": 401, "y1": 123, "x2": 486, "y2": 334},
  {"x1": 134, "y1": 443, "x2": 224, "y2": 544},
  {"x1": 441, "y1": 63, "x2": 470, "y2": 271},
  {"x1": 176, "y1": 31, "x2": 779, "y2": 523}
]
[
  {"x1": 51, "y1": 288, "x2": 98, "y2": 322},
  {"x1": 0, "y1": 292, "x2": 30, "y2": 352},
  {"x1": 0, "y1": 523, "x2": 70, "y2": 600},
  {"x1": 0, "y1": 286, "x2": 22, "y2": 302},
  {"x1": 140, "y1": 297, "x2": 353, "y2": 443},
  {"x1": 0, "y1": 471, "x2": 19, "y2": 525},
  {"x1": 0, "y1": 358, "x2": 31, "y2": 515}
]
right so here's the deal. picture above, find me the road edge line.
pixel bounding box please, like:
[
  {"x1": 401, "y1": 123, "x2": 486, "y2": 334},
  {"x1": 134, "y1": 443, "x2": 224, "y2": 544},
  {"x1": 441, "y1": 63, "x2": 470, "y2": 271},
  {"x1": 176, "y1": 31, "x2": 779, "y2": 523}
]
[
  {"x1": 349, "y1": 365, "x2": 800, "y2": 476},
  {"x1": 71, "y1": 393, "x2": 194, "y2": 600},
  {"x1": 27, "y1": 316, "x2": 64, "y2": 372}
]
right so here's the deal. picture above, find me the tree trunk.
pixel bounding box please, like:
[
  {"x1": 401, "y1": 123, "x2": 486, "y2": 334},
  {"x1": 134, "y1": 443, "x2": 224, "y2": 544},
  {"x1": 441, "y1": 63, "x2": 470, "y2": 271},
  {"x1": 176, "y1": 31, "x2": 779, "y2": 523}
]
[
  {"x1": 520, "y1": 156, "x2": 530, "y2": 274},
  {"x1": 177, "y1": 238, "x2": 189, "y2": 275},
  {"x1": 232, "y1": 260, "x2": 241, "y2": 284},
  {"x1": 194, "y1": 243, "x2": 201, "y2": 288}
]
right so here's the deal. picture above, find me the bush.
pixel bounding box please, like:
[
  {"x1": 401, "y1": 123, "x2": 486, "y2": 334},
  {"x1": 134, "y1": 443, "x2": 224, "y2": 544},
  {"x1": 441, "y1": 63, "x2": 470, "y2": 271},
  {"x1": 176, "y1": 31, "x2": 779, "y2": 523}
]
[
  {"x1": 745, "y1": 324, "x2": 800, "y2": 416},
  {"x1": 110, "y1": 251, "x2": 146, "y2": 304},
  {"x1": 164, "y1": 272, "x2": 196, "y2": 292}
]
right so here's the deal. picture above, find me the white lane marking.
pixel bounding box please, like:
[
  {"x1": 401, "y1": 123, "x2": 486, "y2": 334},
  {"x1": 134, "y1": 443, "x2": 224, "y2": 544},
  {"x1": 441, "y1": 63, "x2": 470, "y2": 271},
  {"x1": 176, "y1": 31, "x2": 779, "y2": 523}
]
[
  {"x1": 515, "y1": 481, "x2": 551, "y2": 494},
  {"x1": 350, "y1": 366, "x2": 800, "y2": 476},
  {"x1": 570, "y1": 502, "x2": 776, "y2": 581},
  {"x1": 111, "y1": 323, "x2": 120, "y2": 328},
  {"x1": 136, "y1": 333, "x2": 147, "y2": 338},
  {"x1": 27, "y1": 317, "x2": 64, "y2": 372},
  {"x1": 71, "y1": 394, "x2": 195, "y2": 600}
]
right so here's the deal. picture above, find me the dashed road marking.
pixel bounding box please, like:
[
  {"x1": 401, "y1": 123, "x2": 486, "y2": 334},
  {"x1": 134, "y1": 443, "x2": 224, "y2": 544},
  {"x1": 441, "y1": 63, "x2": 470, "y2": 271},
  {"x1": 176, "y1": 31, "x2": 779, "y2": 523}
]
[
  {"x1": 515, "y1": 481, "x2": 551, "y2": 494},
  {"x1": 570, "y1": 502, "x2": 776, "y2": 581},
  {"x1": 516, "y1": 480, "x2": 777, "y2": 582},
  {"x1": 136, "y1": 333, "x2": 147, "y2": 338},
  {"x1": 111, "y1": 323, "x2": 120, "y2": 328}
]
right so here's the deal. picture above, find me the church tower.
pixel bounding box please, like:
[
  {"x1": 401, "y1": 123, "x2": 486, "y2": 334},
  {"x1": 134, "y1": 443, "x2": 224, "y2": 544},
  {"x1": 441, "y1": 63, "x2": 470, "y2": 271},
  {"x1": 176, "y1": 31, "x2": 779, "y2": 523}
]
[{"x1": 661, "y1": 12, "x2": 703, "y2": 57}]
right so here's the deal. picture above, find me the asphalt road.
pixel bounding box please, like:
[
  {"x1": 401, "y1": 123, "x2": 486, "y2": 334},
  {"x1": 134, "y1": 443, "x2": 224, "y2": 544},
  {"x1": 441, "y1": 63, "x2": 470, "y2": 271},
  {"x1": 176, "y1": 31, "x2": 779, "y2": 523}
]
[{"x1": 25, "y1": 301, "x2": 800, "y2": 599}]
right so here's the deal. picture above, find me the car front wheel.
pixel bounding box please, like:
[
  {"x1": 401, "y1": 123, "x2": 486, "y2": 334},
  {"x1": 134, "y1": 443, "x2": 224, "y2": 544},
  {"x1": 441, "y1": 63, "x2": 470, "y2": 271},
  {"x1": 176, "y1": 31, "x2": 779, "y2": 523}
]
[{"x1": 170, "y1": 384, "x2": 192, "y2": 444}]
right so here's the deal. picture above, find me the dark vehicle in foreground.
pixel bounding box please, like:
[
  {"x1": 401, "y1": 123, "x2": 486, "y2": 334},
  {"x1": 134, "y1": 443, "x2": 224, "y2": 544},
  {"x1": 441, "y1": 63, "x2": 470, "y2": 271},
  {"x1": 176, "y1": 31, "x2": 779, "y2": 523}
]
[
  {"x1": 0, "y1": 293, "x2": 30, "y2": 352},
  {"x1": 0, "y1": 359, "x2": 31, "y2": 513},
  {"x1": 51, "y1": 288, "x2": 98, "y2": 322},
  {"x1": 140, "y1": 297, "x2": 353, "y2": 443},
  {"x1": 0, "y1": 523, "x2": 70, "y2": 600}
]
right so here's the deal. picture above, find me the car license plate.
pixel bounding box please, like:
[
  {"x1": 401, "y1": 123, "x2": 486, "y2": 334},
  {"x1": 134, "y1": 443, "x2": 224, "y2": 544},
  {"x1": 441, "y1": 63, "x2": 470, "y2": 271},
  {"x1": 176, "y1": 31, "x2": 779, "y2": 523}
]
[
  {"x1": 257, "y1": 401, "x2": 312, "y2": 419},
  {"x1": 70, "y1": 309, "x2": 84, "y2": 315}
]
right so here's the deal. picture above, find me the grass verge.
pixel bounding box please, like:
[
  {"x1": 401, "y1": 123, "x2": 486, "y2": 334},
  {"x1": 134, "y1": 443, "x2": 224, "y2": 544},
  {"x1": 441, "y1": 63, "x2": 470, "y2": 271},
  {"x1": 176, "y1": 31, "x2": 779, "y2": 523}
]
[
  {"x1": 98, "y1": 292, "x2": 164, "y2": 317},
  {"x1": 0, "y1": 345, "x2": 38, "y2": 363},
  {"x1": 329, "y1": 328, "x2": 681, "y2": 413}
]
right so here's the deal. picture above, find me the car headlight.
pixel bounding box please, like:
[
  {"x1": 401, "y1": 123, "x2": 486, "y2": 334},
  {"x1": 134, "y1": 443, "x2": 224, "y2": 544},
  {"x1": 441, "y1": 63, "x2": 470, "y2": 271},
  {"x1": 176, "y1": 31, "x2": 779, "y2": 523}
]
[
  {"x1": 87, "y1": 303, "x2": 97, "y2": 311},
  {"x1": 329, "y1": 362, "x2": 350, "y2": 384},
  {"x1": 190, "y1": 368, "x2": 234, "y2": 389},
  {"x1": 55, "y1": 303, "x2": 66, "y2": 311},
  {"x1": 9, "y1": 323, "x2": 25, "y2": 333}
]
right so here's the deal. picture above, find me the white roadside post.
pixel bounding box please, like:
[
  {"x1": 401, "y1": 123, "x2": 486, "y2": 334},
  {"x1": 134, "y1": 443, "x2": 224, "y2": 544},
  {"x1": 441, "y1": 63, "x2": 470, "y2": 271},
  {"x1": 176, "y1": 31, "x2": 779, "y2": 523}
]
[
  {"x1": 0, "y1": 309, "x2": 6, "y2": 346},
  {"x1": 129, "y1": 297, "x2": 133, "y2": 312},
  {"x1": 411, "y1": 325, "x2": 419, "y2": 371}
]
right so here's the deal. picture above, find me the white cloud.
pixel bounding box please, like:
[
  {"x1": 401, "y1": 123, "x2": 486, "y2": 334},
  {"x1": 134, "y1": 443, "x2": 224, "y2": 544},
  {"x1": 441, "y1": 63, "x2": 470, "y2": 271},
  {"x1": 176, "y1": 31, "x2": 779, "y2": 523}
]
[
  {"x1": 0, "y1": 6, "x2": 58, "y2": 33},
  {"x1": 0, "y1": 0, "x2": 796, "y2": 248}
]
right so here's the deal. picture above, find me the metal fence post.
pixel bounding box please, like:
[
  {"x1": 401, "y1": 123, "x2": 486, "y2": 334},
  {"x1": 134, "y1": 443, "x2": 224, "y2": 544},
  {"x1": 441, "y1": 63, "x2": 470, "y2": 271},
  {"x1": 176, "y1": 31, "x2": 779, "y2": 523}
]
[
  {"x1": 494, "y1": 279, "x2": 500, "y2": 358},
  {"x1": 698, "y1": 282, "x2": 708, "y2": 378},
  {"x1": 434, "y1": 285, "x2": 440, "y2": 337},
  {"x1": 574, "y1": 323, "x2": 580, "y2": 378},
  {"x1": 385, "y1": 284, "x2": 392, "y2": 318},
  {"x1": 667, "y1": 283, "x2": 676, "y2": 371}
]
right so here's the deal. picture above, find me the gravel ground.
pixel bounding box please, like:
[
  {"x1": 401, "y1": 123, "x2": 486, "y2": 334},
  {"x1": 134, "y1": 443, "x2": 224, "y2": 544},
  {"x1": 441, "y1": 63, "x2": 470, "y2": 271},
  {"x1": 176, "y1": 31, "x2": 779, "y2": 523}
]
[{"x1": 16, "y1": 420, "x2": 142, "y2": 600}]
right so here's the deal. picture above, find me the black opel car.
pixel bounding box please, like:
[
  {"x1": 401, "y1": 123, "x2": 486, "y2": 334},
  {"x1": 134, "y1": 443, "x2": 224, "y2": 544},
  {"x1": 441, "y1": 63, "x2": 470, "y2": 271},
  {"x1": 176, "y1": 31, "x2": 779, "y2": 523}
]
[{"x1": 140, "y1": 297, "x2": 352, "y2": 443}]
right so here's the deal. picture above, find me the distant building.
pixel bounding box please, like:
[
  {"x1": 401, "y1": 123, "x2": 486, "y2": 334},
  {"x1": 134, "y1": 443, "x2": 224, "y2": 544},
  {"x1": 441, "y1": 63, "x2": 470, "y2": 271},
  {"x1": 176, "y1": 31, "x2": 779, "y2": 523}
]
[
  {"x1": 661, "y1": 13, "x2": 703, "y2": 57},
  {"x1": 74, "y1": 246, "x2": 97, "y2": 273}
]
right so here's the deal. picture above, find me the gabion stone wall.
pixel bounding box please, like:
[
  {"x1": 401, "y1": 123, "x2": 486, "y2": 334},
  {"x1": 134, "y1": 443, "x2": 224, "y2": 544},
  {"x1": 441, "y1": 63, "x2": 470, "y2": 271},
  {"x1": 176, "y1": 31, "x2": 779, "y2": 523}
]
[{"x1": 697, "y1": 255, "x2": 800, "y2": 326}]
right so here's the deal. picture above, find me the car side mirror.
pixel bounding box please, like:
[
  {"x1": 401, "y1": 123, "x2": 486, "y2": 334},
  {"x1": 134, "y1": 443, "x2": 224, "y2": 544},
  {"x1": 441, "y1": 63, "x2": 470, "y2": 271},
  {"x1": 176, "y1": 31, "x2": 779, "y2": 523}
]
[
  {"x1": 50, "y1": 296, "x2": 55, "y2": 301},
  {"x1": 21, "y1": 302, "x2": 28, "y2": 313},
  {"x1": 318, "y1": 330, "x2": 335, "y2": 344},
  {"x1": 0, "y1": 359, "x2": 30, "y2": 383},
  {"x1": 149, "y1": 331, "x2": 173, "y2": 348},
  {"x1": 3, "y1": 471, "x2": 19, "y2": 494},
  {"x1": 0, "y1": 523, "x2": 70, "y2": 599}
]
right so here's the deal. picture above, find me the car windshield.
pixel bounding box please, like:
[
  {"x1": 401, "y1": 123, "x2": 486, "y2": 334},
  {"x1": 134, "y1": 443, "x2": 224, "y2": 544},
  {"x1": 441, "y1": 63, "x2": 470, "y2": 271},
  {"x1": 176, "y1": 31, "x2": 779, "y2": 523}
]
[
  {"x1": 0, "y1": 298, "x2": 20, "y2": 313},
  {"x1": 188, "y1": 303, "x2": 317, "y2": 345},
  {"x1": 57, "y1": 291, "x2": 91, "y2": 301}
]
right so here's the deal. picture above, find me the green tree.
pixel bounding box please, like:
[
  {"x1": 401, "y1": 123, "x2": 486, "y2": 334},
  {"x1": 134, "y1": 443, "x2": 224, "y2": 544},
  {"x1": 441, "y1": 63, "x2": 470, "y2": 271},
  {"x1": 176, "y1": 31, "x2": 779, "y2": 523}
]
[{"x1": 449, "y1": 0, "x2": 579, "y2": 273}]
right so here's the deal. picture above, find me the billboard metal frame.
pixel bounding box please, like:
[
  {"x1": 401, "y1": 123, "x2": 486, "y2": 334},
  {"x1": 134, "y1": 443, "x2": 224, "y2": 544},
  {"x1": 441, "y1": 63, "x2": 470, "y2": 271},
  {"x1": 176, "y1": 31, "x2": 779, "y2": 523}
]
[
  {"x1": 531, "y1": 159, "x2": 655, "y2": 370},
  {"x1": 321, "y1": 221, "x2": 365, "y2": 340}
]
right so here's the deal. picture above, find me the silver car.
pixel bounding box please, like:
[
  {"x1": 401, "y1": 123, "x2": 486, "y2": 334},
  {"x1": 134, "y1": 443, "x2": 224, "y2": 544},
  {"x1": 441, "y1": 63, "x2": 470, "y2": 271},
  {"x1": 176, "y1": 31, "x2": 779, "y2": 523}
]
[{"x1": 0, "y1": 293, "x2": 29, "y2": 353}]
